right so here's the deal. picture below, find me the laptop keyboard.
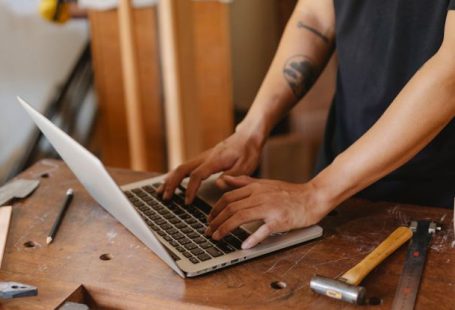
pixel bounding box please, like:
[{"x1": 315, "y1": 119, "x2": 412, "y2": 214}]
[{"x1": 124, "y1": 184, "x2": 250, "y2": 264}]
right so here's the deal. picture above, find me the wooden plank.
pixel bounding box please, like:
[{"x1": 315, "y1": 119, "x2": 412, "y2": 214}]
[
  {"x1": 0, "y1": 206, "x2": 12, "y2": 268},
  {"x1": 89, "y1": 8, "x2": 165, "y2": 172},
  {"x1": 158, "y1": 1, "x2": 234, "y2": 167},
  {"x1": 192, "y1": 2, "x2": 234, "y2": 153},
  {"x1": 157, "y1": 0, "x2": 186, "y2": 169},
  {"x1": 118, "y1": 0, "x2": 148, "y2": 170}
]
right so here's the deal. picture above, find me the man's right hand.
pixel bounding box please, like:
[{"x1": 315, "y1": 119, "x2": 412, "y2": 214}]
[{"x1": 157, "y1": 129, "x2": 264, "y2": 205}]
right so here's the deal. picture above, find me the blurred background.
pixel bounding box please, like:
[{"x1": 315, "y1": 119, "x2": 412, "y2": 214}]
[{"x1": 1, "y1": 0, "x2": 335, "y2": 185}]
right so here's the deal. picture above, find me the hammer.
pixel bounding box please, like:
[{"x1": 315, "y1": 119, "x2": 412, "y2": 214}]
[{"x1": 310, "y1": 226, "x2": 412, "y2": 304}]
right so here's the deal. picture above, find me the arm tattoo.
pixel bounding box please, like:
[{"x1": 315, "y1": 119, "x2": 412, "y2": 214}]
[
  {"x1": 297, "y1": 21, "x2": 330, "y2": 45},
  {"x1": 283, "y1": 55, "x2": 317, "y2": 100}
]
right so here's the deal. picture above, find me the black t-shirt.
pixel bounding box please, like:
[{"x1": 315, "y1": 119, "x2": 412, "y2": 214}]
[{"x1": 317, "y1": 0, "x2": 455, "y2": 208}]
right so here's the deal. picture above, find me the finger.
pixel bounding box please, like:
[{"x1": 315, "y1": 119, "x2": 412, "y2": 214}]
[
  {"x1": 211, "y1": 208, "x2": 261, "y2": 240},
  {"x1": 207, "y1": 187, "x2": 253, "y2": 222},
  {"x1": 241, "y1": 223, "x2": 272, "y2": 249},
  {"x1": 185, "y1": 157, "x2": 236, "y2": 204},
  {"x1": 156, "y1": 183, "x2": 165, "y2": 194},
  {"x1": 207, "y1": 197, "x2": 258, "y2": 236},
  {"x1": 221, "y1": 175, "x2": 255, "y2": 188},
  {"x1": 214, "y1": 159, "x2": 248, "y2": 190},
  {"x1": 162, "y1": 159, "x2": 201, "y2": 200}
]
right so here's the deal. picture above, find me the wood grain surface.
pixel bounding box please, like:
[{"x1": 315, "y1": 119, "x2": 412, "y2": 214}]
[
  {"x1": 0, "y1": 159, "x2": 454, "y2": 309},
  {"x1": 0, "y1": 206, "x2": 12, "y2": 268}
]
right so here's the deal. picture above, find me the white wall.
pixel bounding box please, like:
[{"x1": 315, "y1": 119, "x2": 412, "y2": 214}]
[{"x1": 0, "y1": 0, "x2": 88, "y2": 181}]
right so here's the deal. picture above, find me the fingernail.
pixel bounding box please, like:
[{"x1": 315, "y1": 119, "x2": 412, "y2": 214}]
[
  {"x1": 205, "y1": 227, "x2": 212, "y2": 236},
  {"x1": 207, "y1": 213, "x2": 212, "y2": 221},
  {"x1": 242, "y1": 239, "x2": 253, "y2": 249},
  {"x1": 212, "y1": 231, "x2": 220, "y2": 240}
]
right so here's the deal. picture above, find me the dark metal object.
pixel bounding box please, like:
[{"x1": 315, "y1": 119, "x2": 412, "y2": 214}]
[
  {"x1": 0, "y1": 281, "x2": 38, "y2": 299},
  {"x1": 391, "y1": 221, "x2": 439, "y2": 310}
]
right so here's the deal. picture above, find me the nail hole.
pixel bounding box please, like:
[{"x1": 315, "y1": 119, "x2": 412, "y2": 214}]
[
  {"x1": 99, "y1": 253, "x2": 112, "y2": 261},
  {"x1": 368, "y1": 297, "x2": 383, "y2": 305},
  {"x1": 328, "y1": 210, "x2": 338, "y2": 216},
  {"x1": 40, "y1": 173, "x2": 49, "y2": 178},
  {"x1": 23, "y1": 241, "x2": 36, "y2": 248},
  {"x1": 270, "y1": 281, "x2": 287, "y2": 290}
]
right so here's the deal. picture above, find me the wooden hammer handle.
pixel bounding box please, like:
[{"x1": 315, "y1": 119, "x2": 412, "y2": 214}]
[{"x1": 340, "y1": 226, "x2": 412, "y2": 286}]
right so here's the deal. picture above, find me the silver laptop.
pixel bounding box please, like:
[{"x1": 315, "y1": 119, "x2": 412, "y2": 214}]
[{"x1": 18, "y1": 96, "x2": 323, "y2": 278}]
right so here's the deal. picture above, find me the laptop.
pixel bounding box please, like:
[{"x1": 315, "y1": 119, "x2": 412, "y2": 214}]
[{"x1": 17, "y1": 96, "x2": 323, "y2": 278}]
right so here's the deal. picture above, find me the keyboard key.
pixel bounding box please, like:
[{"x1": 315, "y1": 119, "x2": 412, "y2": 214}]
[
  {"x1": 156, "y1": 219, "x2": 166, "y2": 225},
  {"x1": 224, "y1": 235, "x2": 242, "y2": 249},
  {"x1": 182, "y1": 251, "x2": 192, "y2": 258},
  {"x1": 190, "y1": 248, "x2": 204, "y2": 256},
  {"x1": 170, "y1": 240, "x2": 179, "y2": 247},
  {"x1": 196, "y1": 227, "x2": 206, "y2": 234},
  {"x1": 181, "y1": 227, "x2": 192, "y2": 234},
  {"x1": 151, "y1": 214, "x2": 161, "y2": 221},
  {"x1": 173, "y1": 233, "x2": 184, "y2": 240},
  {"x1": 175, "y1": 223, "x2": 186, "y2": 229},
  {"x1": 206, "y1": 247, "x2": 223, "y2": 257},
  {"x1": 184, "y1": 243, "x2": 197, "y2": 250},
  {"x1": 124, "y1": 191, "x2": 133, "y2": 198},
  {"x1": 161, "y1": 224, "x2": 172, "y2": 230},
  {"x1": 189, "y1": 257, "x2": 199, "y2": 264},
  {"x1": 163, "y1": 235, "x2": 172, "y2": 242},
  {"x1": 185, "y1": 218, "x2": 197, "y2": 224},
  {"x1": 176, "y1": 246, "x2": 185, "y2": 252},
  {"x1": 152, "y1": 183, "x2": 162, "y2": 189},
  {"x1": 180, "y1": 214, "x2": 190, "y2": 220},
  {"x1": 193, "y1": 237, "x2": 206, "y2": 244},
  {"x1": 169, "y1": 218, "x2": 180, "y2": 225},
  {"x1": 144, "y1": 210, "x2": 154, "y2": 217},
  {"x1": 191, "y1": 223, "x2": 203, "y2": 229},
  {"x1": 168, "y1": 228, "x2": 178, "y2": 235},
  {"x1": 214, "y1": 240, "x2": 236, "y2": 253},
  {"x1": 187, "y1": 232, "x2": 199, "y2": 239},
  {"x1": 178, "y1": 237, "x2": 191, "y2": 245},
  {"x1": 163, "y1": 213, "x2": 175, "y2": 220},
  {"x1": 142, "y1": 185, "x2": 155, "y2": 193},
  {"x1": 194, "y1": 198, "x2": 211, "y2": 214},
  {"x1": 197, "y1": 253, "x2": 211, "y2": 261},
  {"x1": 200, "y1": 242, "x2": 212, "y2": 249},
  {"x1": 158, "y1": 209, "x2": 169, "y2": 215},
  {"x1": 157, "y1": 230, "x2": 166, "y2": 237}
]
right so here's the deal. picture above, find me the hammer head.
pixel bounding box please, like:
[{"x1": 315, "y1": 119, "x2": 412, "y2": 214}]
[{"x1": 310, "y1": 275, "x2": 366, "y2": 304}]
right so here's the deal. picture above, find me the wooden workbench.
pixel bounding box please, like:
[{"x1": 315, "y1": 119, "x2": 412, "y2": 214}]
[{"x1": 0, "y1": 160, "x2": 454, "y2": 309}]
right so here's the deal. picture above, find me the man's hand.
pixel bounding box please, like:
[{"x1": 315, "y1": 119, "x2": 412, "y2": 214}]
[
  {"x1": 206, "y1": 175, "x2": 330, "y2": 249},
  {"x1": 157, "y1": 130, "x2": 263, "y2": 204}
]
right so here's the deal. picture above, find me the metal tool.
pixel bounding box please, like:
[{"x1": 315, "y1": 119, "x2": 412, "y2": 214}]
[
  {"x1": 0, "y1": 282, "x2": 38, "y2": 299},
  {"x1": 391, "y1": 221, "x2": 439, "y2": 310},
  {"x1": 0, "y1": 179, "x2": 40, "y2": 207},
  {"x1": 310, "y1": 226, "x2": 413, "y2": 304}
]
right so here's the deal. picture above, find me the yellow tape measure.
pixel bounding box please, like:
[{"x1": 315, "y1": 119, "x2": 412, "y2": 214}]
[{"x1": 39, "y1": 0, "x2": 71, "y2": 24}]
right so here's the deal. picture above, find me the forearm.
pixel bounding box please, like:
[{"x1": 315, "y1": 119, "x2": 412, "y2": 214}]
[
  {"x1": 238, "y1": 0, "x2": 335, "y2": 143},
  {"x1": 313, "y1": 48, "x2": 455, "y2": 209}
]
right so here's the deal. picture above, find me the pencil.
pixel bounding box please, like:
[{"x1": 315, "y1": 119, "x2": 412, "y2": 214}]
[{"x1": 46, "y1": 188, "x2": 73, "y2": 245}]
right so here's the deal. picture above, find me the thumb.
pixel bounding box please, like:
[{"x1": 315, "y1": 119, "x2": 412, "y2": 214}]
[{"x1": 220, "y1": 175, "x2": 254, "y2": 188}]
